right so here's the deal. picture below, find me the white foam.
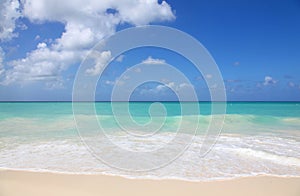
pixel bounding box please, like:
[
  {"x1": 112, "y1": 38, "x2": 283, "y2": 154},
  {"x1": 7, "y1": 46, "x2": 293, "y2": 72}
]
[
  {"x1": 1, "y1": 134, "x2": 300, "y2": 181},
  {"x1": 221, "y1": 147, "x2": 300, "y2": 166}
]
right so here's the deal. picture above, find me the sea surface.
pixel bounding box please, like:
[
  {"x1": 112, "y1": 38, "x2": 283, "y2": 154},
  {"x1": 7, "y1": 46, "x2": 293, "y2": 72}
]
[{"x1": 0, "y1": 102, "x2": 300, "y2": 181}]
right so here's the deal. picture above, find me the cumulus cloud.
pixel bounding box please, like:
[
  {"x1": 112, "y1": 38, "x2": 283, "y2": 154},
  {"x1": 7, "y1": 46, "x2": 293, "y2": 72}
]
[
  {"x1": 2, "y1": 43, "x2": 82, "y2": 85},
  {"x1": 0, "y1": 0, "x2": 21, "y2": 41},
  {"x1": 156, "y1": 82, "x2": 175, "y2": 91},
  {"x1": 141, "y1": 82, "x2": 193, "y2": 95},
  {"x1": 141, "y1": 56, "x2": 166, "y2": 65},
  {"x1": 22, "y1": 0, "x2": 174, "y2": 26},
  {"x1": 86, "y1": 51, "x2": 112, "y2": 76},
  {"x1": 116, "y1": 0, "x2": 175, "y2": 25},
  {"x1": 0, "y1": 0, "x2": 175, "y2": 86},
  {"x1": 263, "y1": 76, "x2": 277, "y2": 86}
]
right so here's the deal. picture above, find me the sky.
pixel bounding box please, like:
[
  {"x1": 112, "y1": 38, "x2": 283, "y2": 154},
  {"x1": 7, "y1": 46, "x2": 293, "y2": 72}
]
[{"x1": 0, "y1": 0, "x2": 300, "y2": 101}]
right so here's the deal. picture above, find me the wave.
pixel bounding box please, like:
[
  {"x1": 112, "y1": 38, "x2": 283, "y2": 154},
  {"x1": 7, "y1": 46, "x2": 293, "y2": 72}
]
[{"x1": 1, "y1": 134, "x2": 299, "y2": 181}]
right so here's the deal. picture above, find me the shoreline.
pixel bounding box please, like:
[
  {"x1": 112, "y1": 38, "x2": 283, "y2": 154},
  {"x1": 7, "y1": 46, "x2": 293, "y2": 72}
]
[
  {"x1": 1, "y1": 167, "x2": 300, "y2": 182},
  {"x1": 1, "y1": 170, "x2": 300, "y2": 196}
]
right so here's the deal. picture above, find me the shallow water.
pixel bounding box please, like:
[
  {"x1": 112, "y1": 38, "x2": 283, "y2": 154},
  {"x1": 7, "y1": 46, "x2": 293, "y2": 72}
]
[{"x1": 0, "y1": 102, "x2": 299, "y2": 181}]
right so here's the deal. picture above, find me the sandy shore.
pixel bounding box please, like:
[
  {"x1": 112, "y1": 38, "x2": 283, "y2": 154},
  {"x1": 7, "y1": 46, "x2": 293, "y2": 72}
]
[{"x1": 1, "y1": 170, "x2": 299, "y2": 196}]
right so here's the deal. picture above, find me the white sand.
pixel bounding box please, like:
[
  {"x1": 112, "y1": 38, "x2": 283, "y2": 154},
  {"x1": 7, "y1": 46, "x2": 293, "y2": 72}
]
[{"x1": 1, "y1": 170, "x2": 300, "y2": 196}]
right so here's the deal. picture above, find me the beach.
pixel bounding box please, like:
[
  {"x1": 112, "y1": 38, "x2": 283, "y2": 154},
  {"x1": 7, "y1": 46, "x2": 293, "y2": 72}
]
[
  {"x1": 1, "y1": 170, "x2": 300, "y2": 196},
  {"x1": 1, "y1": 0, "x2": 300, "y2": 195}
]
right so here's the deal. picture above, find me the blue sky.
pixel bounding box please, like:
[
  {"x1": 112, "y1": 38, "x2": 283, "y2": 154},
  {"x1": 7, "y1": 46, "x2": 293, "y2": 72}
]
[{"x1": 0, "y1": 0, "x2": 299, "y2": 101}]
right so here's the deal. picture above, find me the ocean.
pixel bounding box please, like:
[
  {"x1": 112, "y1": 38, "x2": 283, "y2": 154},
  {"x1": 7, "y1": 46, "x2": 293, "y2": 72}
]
[{"x1": 0, "y1": 102, "x2": 300, "y2": 181}]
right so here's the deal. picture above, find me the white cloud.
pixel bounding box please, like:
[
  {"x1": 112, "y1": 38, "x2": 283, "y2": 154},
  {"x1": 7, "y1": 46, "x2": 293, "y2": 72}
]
[
  {"x1": 115, "y1": 80, "x2": 125, "y2": 86},
  {"x1": 288, "y1": 81, "x2": 300, "y2": 90},
  {"x1": 141, "y1": 56, "x2": 166, "y2": 65},
  {"x1": 2, "y1": 45, "x2": 81, "y2": 85},
  {"x1": 225, "y1": 79, "x2": 241, "y2": 83},
  {"x1": 263, "y1": 76, "x2": 277, "y2": 86},
  {"x1": 1, "y1": 0, "x2": 175, "y2": 85},
  {"x1": 115, "y1": 54, "x2": 125, "y2": 62},
  {"x1": 86, "y1": 51, "x2": 112, "y2": 76},
  {"x1": 156, "y1": 82, "x2": 175, "y2": 91},
  {"x1": 105, "y1": 80, "x2": 115, "y2": 85},
  {"x1": 205, "y1": 74, "x2": 212, "y2": 79},
  {"x1": 0, "y1": 0, "x2": 21, "y2": 41},
  {"x1": 288, "y1": 82, "x2": 295, "y2": 87},
  {"x1": 123, "y1": 75, "x2": 130, "y2": 80},
  {"x1": 209, "y1": 83, "x2": 218, "y2": 89},
  {"x1": 37, "y1": 42, "x2": 47, "y2": 49},
  {"x1": 0, "y1": 47, "x2": 4, "y2": 76},
  {"x1": 34, "y1": 35, "x2": 41, "y2": 40},
  {"x1": 55, "y1": 23, "x2": 100, "y2": 50},
  {"x1": 177, "y1": 83, "x2": 190, "y2": 90},
  {"x1": 105, "y1": 74, "x2": 130, "y2": 87},
  {"x1": 141, "y1": 82, "x2": 193, "y2": 95},
  {"x1": 233, "y1": 61, "x2": 240, "y2": 66},
  {"x1": 134, "y1": 67, "x2": 142, "y2": 73},
  {"x1": 45, "y1": 77, "x2": 64, "y2": 89},
  {"x1": 116, "y1": 0, "x2": 175, "y2": 25},
  {"x1": 22, "y1": 0, "x2": 174, "y2": 26}
]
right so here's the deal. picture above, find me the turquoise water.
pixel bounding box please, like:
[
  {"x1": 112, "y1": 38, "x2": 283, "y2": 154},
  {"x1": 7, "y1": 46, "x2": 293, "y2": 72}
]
[
  {"x1": 0, "y1": 102, "x2": 300, "y2": 180},
  {"x1": 1, "y1": 101, "x2": 300, "y2": 117}
]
